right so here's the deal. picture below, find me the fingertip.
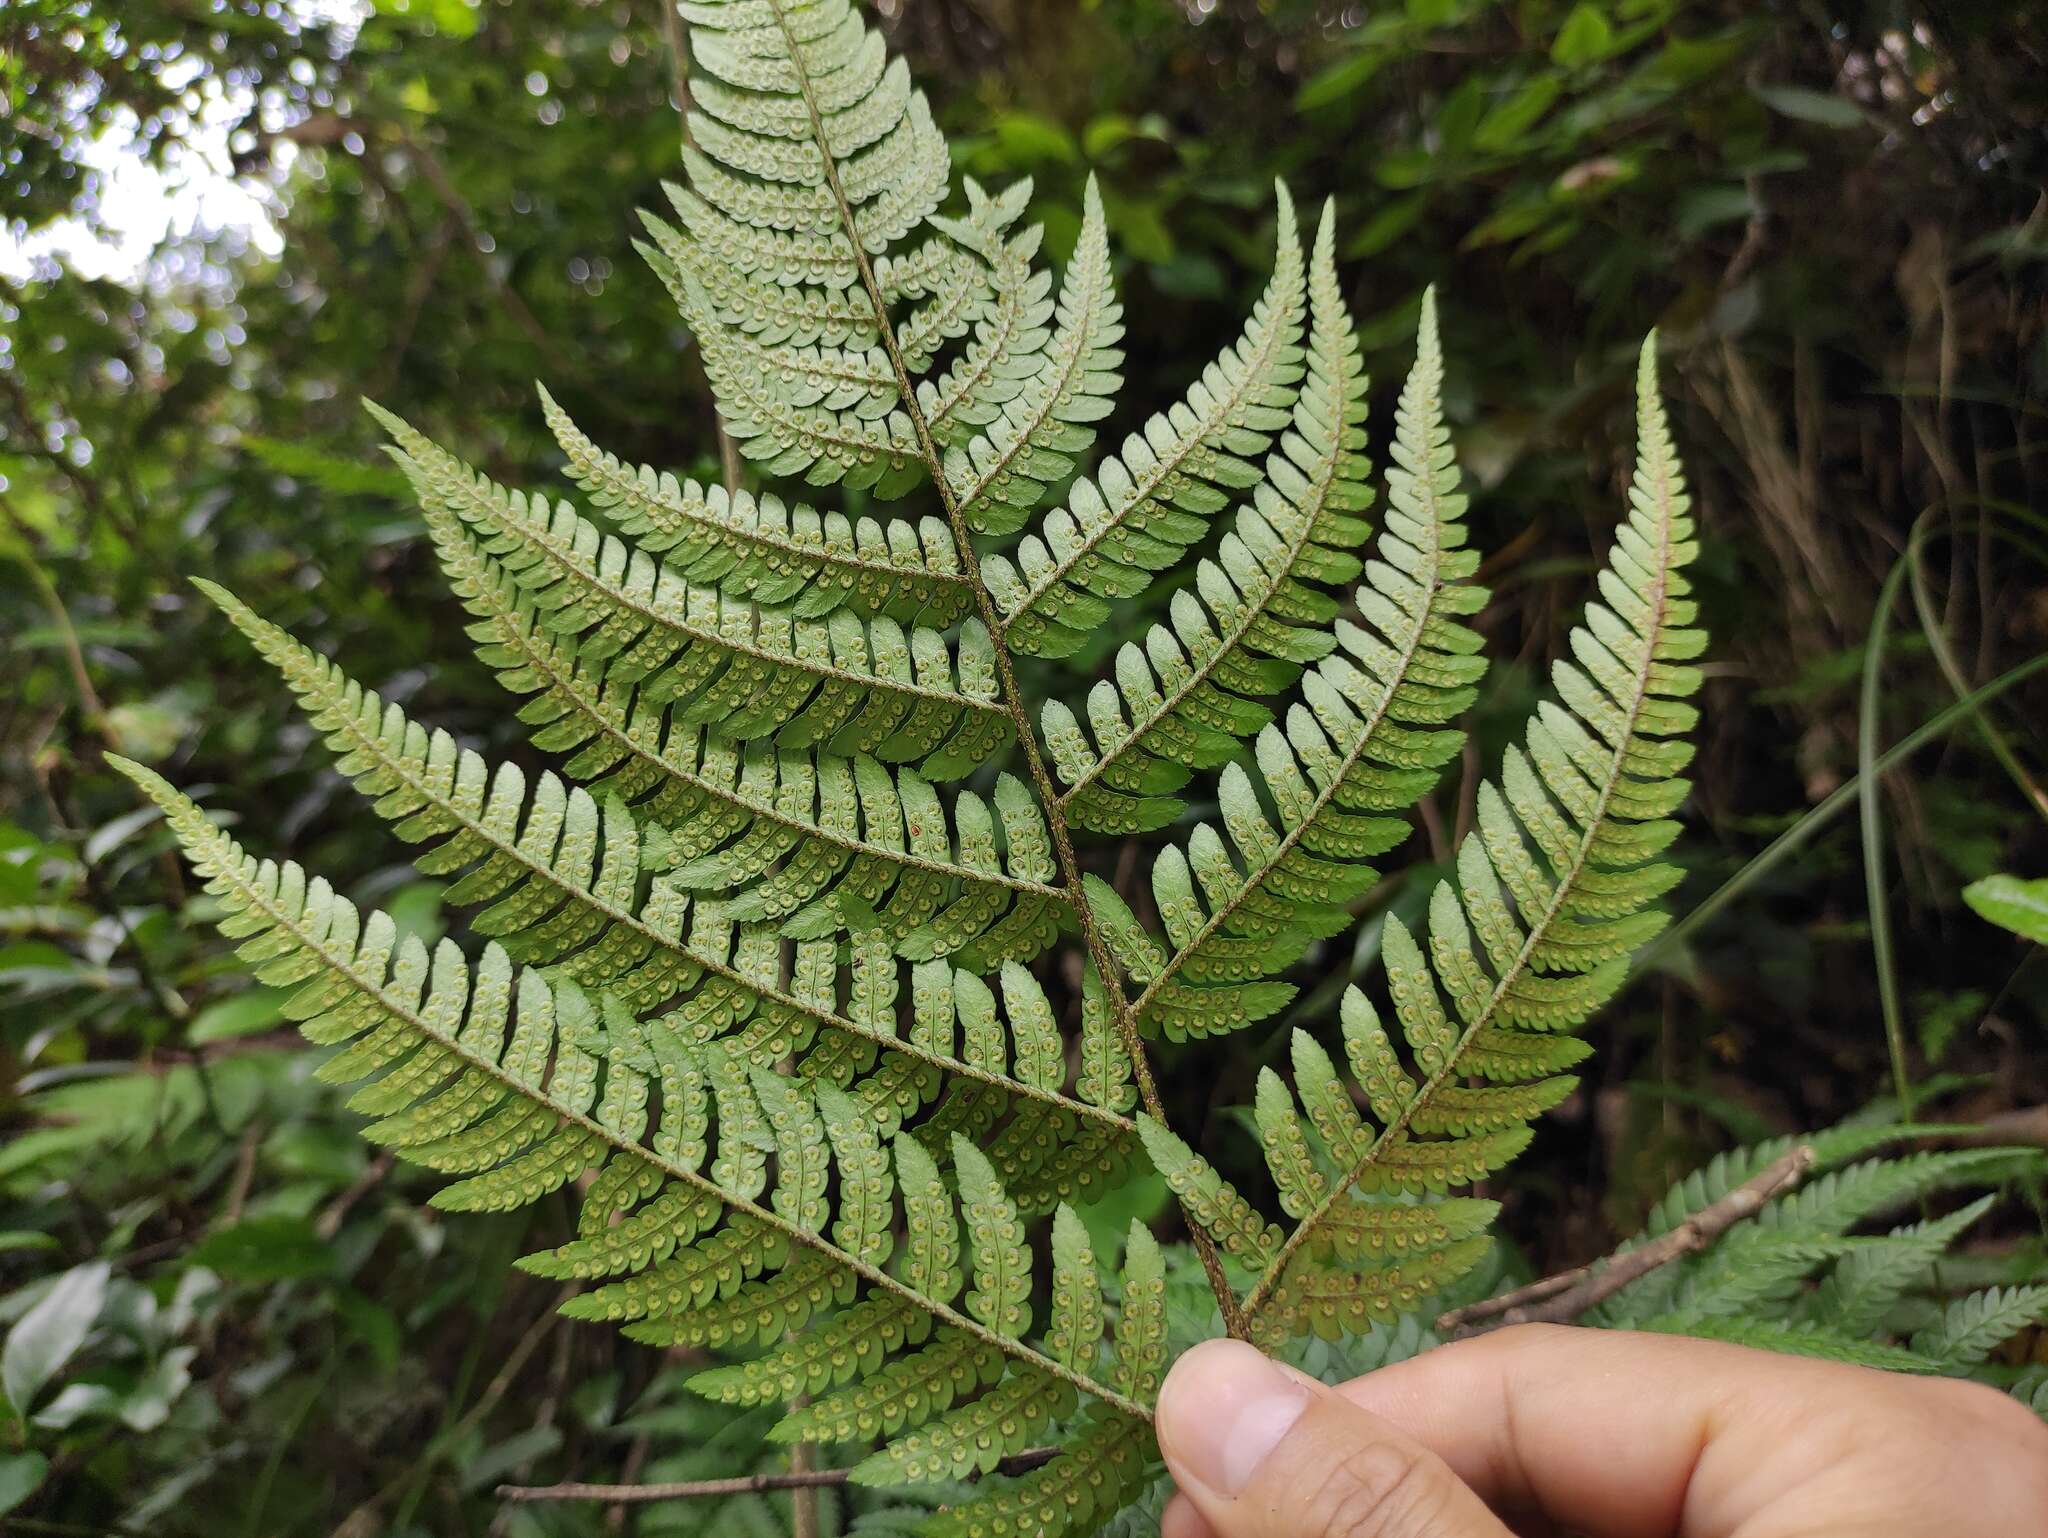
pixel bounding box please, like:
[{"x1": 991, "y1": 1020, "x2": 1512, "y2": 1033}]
[
  {"x1": 1162, "y1": 1488, "x2": 1218, "y2": 1538},
  {"x1": 1156, "y1": 1338, "x2": 1313, "y2": 1499}
]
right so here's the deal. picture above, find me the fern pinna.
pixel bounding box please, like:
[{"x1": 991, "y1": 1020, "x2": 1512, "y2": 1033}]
[{"x1": 120, "y1": 1, "x2": 1722, "y2": 1530}]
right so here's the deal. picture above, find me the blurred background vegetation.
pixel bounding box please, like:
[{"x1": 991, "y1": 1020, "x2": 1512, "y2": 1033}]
[{"x1": 3, "y1": 0, "x2": 2045, "y2": 1531}]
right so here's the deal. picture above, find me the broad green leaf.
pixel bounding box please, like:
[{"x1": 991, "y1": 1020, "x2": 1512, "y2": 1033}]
[
  {"x1": 1962, "y1": 874, "x2": 2048, "y2": 945},
  {"x1": 3, "y1": 1261, "x2": 110, "y2": 1415},
  {"x1": 1753, "y1": 84, "x2": 1865, "y2": 129},
  {"x1": 0, "y1": 1453, "x2": 49, "y2": 1518}
]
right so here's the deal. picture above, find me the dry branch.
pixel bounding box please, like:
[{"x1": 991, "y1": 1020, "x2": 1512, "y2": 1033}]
[{"x1": 1437, "y1": 1144, "x2": 1819, "y2": 1338}]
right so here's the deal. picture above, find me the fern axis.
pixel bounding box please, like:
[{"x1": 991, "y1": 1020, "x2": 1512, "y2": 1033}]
[{"x1": 754, "y1": 0, "x2": 1247, "y2": 1333}]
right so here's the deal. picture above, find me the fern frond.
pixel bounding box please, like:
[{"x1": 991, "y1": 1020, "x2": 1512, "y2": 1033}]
[
  {"x1": 1601, "y1": 1142, "x2": 2041, "y2": 1331},
  {"x1": 668, "y1": 2, "x2": 948, "y2": 301},
  {"x1": 1044, "y1": 203, "x2": 1374, "y2": 834},
  {"x1": 1804, "y1": 1197, "x2": 1996, "y2": 1338},
  {"x1": 116, "y1": 756, "x2": 1162, "y2": 1515},
  {"x1": 1916, "y1": 1286, "x2": 2048, "y2": 1368},
  {"x1": 987, "y1": 188, "x2": 1309, "y2": 658},
  {"x1": 1103, "y1": 291, "x2": 1486, "y2": 1040},
  {"x1": 542, "y1": 387, "x2": 973, "y2": 626},
  {"x1": 944, "y1": 176, "x2": 1124, "y2": 537},
  {"x1": 662, "y1": 1, "x2": 1096, "y2": 511},
  {"x1": 1578, "y1": 1128, "x2": 2048, "y2": 1379},
  {"x1": 1240, "y1": 332, "x2": 1704, "y2": 1338},
  {"x1": 373, "y1": 405, "x2": 1013, "y2": 779},
  {"x1": 414, "y1": 508, "x2": 1066, "y2": 967}
]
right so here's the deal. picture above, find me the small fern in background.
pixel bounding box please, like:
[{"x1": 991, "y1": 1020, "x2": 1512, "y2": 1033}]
[
  {"x1": 111, "y1": 2, "x2": 2046, "y2": 1532},
  {"x1": 1591, "y1": 1128, "x2": 2048, "y2": 1385}
]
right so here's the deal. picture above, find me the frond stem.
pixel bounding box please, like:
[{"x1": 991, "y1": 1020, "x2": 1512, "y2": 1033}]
[
  {"x1": 761, "y1": 0, "x2": 1247, "y2": 1338},
  {"x1": 498, "y1": 1447, "x2": 1059, "y2": 1503}
]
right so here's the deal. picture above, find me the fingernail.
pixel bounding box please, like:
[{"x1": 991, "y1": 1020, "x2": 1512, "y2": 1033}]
[{"x1": 1156, "y1": 1339, "x2": 1312, "y2": 1498}]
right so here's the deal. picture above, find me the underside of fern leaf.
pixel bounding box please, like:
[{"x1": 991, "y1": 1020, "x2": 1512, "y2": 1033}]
[
  {"x1": 113, "y1": 2, "x2": 1764, "y2": 1532},
  {"x1": 1228, "y1": 332, "x2": 1706, "y2": 1341}
]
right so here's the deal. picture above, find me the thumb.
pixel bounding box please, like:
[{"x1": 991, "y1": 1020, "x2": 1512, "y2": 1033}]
[{"x1": 1156, "y1": 1339, "x2": 1513, "y2": 1538}]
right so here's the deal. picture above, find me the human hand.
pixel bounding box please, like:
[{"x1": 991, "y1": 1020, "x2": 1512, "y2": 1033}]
[{"x1": 1155, "y1": 1324, "x2": 2048, "y2": 1537}]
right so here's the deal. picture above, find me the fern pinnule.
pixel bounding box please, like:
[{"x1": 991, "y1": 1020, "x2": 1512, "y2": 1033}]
[
  {"x1": 1225, "y1": 332, "x2": 1704, "y2": 1341},
  {"x1": 1043, "y1": 201, "x2": 1374, "y2": 836},
  {"x1": 985, "y1": 186, "x2": 1309, "y2": 659},
  {"x1": 374, "y1": 404, "x2": 1013, "y2": 779}
]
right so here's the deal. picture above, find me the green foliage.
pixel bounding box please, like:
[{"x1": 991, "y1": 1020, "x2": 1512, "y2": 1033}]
[
  {"x1": 103, "y1": 2, "x2": 1729, "y2": 1530},
  {"x1": 8, "y1": 0, "x2": 2047, "y2": 1533},
  {"x1": 1964, "y1": 874, "x2": 2048, "y2": 945},
  {"x1": 1594, "y1": 1129, "x2": 2048, "y2": 1394}
]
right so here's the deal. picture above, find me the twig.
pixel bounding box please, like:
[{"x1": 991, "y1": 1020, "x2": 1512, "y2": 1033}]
[
  {"x1": 1437, "y1": 1144, "x2": 1819, "y2": 1338},
  {"x1": 224, "y1": 1119, "x2": 264, "y2": 1223},
  {"x1": 1949, "y1": 1105, "x2": 2048, "y2": 1148},
  {"x1": 498, "y1": 1447, "x2": 1059, "y2": 1503},
  {"x1": 2, "y1": 500, "x2": 106, "y2": 729},
  {"x1": 315, "y1": 1150, "x2": 396, "y2": 1240},
  {"x1": 605, "y1": 1432, "x2": 652, "y2": 1532}
]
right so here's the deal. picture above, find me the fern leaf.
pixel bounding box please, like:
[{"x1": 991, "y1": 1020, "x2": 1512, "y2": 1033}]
[
  {"x1": 374, "y1": 405, "x2": 1012, "y2": 778},
  {"x1": 1600, "y1": 1146, "x2": 2035, "y2": 1327},
  {"x1": 669, "y1": 1, "x2": 949, "y2": 299},
  {"x1": 1802, "y1": 1196, "x2": 1997, "y2": 1338},
  {"x1": 663, "y1": 0, "x2": 1086, "y2": 507},
  {"x1": 987, "y1": 187, "x2": 1309, "y2": 658},
  {"x1": 1242, "y1": 332, "x2": 1705, "y2": 1334},
  {"x1": 167, "y1": 610, "x2": 1118, "y2": 1169},
  {"x1": 684, "y1": 266, "x2": 925, "y2": 494},
  {"x1": 542, "y1": 387, "x2": 973, "y2": 625},
  {"x1": 416, "y1": 509, "x2": 1066, "y2": 967},
  {"x1": 117, "y1": 757, "x2": 1174, "y2": 1478},
  {"x1": 1913, "y1": 1286, "x2": 2048, "y2": 1371},
  {"x1": 1045, "y1": 201, "x2": 1374, "y2": 833},
  {"x1": 919, "y1": 180, "x2": 1063, "y2": 445},
  {"x1": 1111, "y1": 291, "x2": 1486, "y2": 1041},
  {"x1": 945, "y1": 176, "x2": 1124, "y2": 537},
  {"x1": 1633, "y1": 1318, "x2": 1938, "y2": 1374},
  {"x1": 916, "y1": 1404, "x2": 1153, "y2": 1538}
]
